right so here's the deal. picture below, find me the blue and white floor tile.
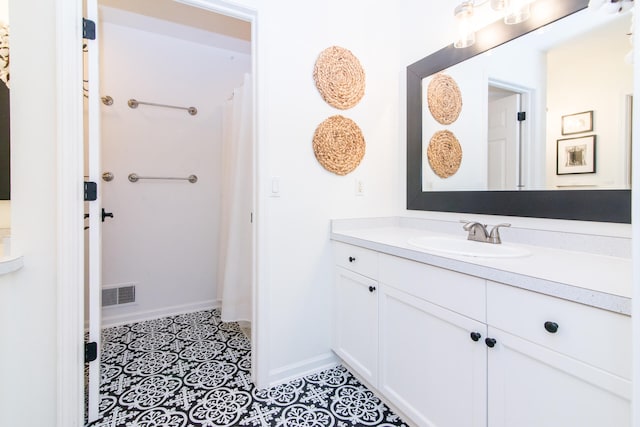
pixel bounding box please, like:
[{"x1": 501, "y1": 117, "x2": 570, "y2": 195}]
[{"x1": 87, "y1": 308, "x2": 410, "y2": 427}]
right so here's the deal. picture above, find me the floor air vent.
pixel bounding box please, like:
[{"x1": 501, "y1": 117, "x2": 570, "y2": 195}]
[{"x1": 102, "y1": 285, "x2": 136, "y2": 307}]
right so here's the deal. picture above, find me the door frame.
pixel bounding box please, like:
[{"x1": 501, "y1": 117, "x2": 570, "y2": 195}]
[
  {"x1": 55, "y1": 0, "x2": 262, "y2": 425},
  {"x1": 56, "y1": 0, "x2": 86, "y2": 425}
]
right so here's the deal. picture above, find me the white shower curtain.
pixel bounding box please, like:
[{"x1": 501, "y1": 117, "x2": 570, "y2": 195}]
[{"x1": 218, "y1": 73, "x2": 253, "y2": 324}]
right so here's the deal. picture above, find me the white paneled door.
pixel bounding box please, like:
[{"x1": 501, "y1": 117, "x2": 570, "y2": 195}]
[
  {"x1": 86, "y1": 0, "x2": 102, "y2": 422},
  {"x1": 488, "y1": 92, "x2": 520, "y2": 190}
]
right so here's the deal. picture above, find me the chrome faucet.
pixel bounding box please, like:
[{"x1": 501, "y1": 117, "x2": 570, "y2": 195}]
[{"x1": 460, "y1": 220, "x2": 511, "y2": 244}]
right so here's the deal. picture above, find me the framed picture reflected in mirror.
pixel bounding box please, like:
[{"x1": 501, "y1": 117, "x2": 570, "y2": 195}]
[
  {"x1": 556, "y1": 135, "x2": 596, "y2": 175},
  {"x1": 561, "y1": 110, "x2": 593, "y2": 135}
]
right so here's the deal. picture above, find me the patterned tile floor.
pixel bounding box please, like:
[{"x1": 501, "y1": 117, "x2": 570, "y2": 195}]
[{"x1": 86, "y1": 309, "x2": 410, "y2": 427}]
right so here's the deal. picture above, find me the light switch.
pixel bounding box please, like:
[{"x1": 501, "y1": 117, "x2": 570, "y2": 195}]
[{"x1": 271, "y1": 177, "x2": 280, "y2": 197}]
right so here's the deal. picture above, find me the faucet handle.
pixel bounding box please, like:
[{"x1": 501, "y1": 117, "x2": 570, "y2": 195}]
[
  {"x1": 461, "y1": 220, "x2": 489, "y2": 241},
  {"x1": 460, "y1": 219, "x2": 486, "y2": 230},
  {"x1": 488, "y1": 223, "x2": 511, "y2": 243}
]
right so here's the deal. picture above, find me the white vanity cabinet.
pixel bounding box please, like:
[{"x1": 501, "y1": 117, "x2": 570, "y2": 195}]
[
  {"x1": 378, "y1": 254, "x2": 488, "y2": 427},
  {"x1": 379, "y1": 286, "x2": 488, "y2": 426},
  {"x1": 331, "y1": 242, "x2": 631, "y2": 427},
  {"x1": 485, "y1": 281, "x2": 631, "y2": 427},
  {"x1": 332, "y1": 242, "x2": 379, "y2": 386}
]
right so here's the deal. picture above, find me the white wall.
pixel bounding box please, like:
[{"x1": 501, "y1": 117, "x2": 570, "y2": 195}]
[
  {"x1": 0, "y1": 195, "x2": 8, "y2": 228},
  {"x1": 0, "y1": 0, "x2": 58, "y2": 425},
  {"x1": 238, "y1": 0, "x2": 402, "y2": 383},
  {"x1": 94, "y1": 17, "x2": 250, "y2": 325}
]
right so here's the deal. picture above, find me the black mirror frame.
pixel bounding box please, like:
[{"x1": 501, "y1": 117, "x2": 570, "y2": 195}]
[
  {"x1": 0, "y1": 81, "x2": 9, "y2": 201},
  {"x1": 407, "y1": 0, "x2": 631, "y2": 223}
]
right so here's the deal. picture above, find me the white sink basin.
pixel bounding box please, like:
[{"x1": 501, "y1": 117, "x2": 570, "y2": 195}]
[{"x1": 408, "y1": 236, "x2": 530, "y2": 258}]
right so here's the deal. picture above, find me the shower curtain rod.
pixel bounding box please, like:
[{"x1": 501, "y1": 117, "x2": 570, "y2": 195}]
[{"x1": 128, "y1": 98, "x2": 198, "y2": 116}]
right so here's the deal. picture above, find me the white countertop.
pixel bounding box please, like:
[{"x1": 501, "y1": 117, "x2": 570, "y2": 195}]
[
  {"x1": 331, "y1": 221, "x2": 632, "y2": 315},
  {"x1": 0, "y1": 254, "x2": 24, "y2": 275},
  {"x1": 0, "y1": 233, "x2": 24, "y2": 276}
]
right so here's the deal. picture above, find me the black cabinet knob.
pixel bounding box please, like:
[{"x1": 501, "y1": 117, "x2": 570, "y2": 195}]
[
  {"x1": 544, "y1": 321, "x2": 559, "y2": 333},
  {"x1": 485, "y1": 338, "x2": 497, "y2": 348},
  {"x1": 368, "y1": 285, "x2": 376, "y2": 293},
  {"x1": 470, "y1": 332, "x2": 481, "y2": 342},
  {"x1": 348, "y1": 256, "x2": 356, "y2": 262}
]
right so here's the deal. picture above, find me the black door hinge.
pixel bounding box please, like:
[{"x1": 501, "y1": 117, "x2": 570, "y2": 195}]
[
  {"x1": 85, "y1": 341, "x2": 98, "y2": 363},
  {"x1": 83, "y1": 18, "x2": 96, "y2": 40},
  {"x1": 84, "y1": 181, "x2": 97, "y2": 201},
  {"x1": 517, "y1": 111, "x2": 526, "y2": 121}
]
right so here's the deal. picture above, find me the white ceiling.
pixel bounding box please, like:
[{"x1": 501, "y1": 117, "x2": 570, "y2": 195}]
[{"x1": 98, "y1": 0, "x2": 251, "y2": 54}]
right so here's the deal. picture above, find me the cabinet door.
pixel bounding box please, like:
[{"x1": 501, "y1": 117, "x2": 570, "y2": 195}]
[
  {"x1": 379, "y1": 284, "x2": 487, "y2": 427},
  {"x1": 333, "y1": 267, "x2": 379, "y2": 386},
  {"x1": 487, "y1": 327, "x2": 631, "y2": 427}
]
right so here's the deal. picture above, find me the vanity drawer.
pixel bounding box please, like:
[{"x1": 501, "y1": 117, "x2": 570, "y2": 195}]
[
  {"x1": 379, "y1": 254, "x2": 485, "y2": 322},
  {"x1": 487, "y1": 281, "x2": 631, "y2": 379},
  {"x1": 334, "y1": 242, "x2": 378, "y2": 279}
]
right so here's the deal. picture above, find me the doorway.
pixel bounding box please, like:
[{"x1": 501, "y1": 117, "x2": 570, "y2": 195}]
[
  {"x1": 487, "y1": 81, "x2": 532, "y2": 191},
  {"x1": 83, "y1": 0, "x2": 257, "y2": 423}
]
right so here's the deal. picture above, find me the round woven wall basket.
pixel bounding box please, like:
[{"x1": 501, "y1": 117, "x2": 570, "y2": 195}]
[
  {"x1": 427, "y1": 130, "x2": 462, "y2": 178},
  {"x1": 427, "y1": 73, "x2": 462, "y2": 125},
  {"x1": 313, "y1": 46, "x2": 365, "y2": 110},
  {"x1": 313, "y1": 115, "x2": 365, "y2": 176}
]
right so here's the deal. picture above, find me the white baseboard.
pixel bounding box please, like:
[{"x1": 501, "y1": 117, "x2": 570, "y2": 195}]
[
  {"x1": 267, "y1": 352, "x2": 340, "y2": 388},
  {"x1": 98, "y1": 299, "x2": 220, "y2": 328}
]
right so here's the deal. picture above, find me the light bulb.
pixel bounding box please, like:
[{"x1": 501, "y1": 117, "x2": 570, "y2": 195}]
[
  {"x1": 504, "y1": 0, "x2": 531, "y2": 25},
  {"x1": 454, "y1": 2, "x2": 476, "y2": 48}
]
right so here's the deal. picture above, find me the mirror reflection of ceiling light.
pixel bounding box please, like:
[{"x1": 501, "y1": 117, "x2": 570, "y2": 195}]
[
  {"x1": 504, "y1": 0, "x2": 531, "y2": 24},
  {"x1": 588, "y1": 0, "x2": 634, "y2": 64},
  {"x1": 588, "y1": 0, "x2": 634, "y2": 14},
  {"x1": 454, "y1": 0, "x2": 535, "y2": 48}
]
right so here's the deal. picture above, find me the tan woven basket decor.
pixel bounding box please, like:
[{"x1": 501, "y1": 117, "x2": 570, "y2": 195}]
[
  {"x1": 427, "y1": 130, "x2": 462, "y2": 178},
  {"x1": 313, "y1": 115, "x2": 365, "y2": 175},
  {"x1": 313, "y1": 46, "x2": 365, "y2": 110},
  {"x1": 427, "y1": 73, "x2": 462, "y2": 125}
]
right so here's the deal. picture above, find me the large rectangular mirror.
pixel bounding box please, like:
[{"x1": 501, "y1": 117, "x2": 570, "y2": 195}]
[{"x1": 407, "y1": 0, "x2": 631, "y2": 222}]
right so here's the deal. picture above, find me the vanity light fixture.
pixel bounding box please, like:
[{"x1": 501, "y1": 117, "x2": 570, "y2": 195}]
[
  {"x1": 454, "y1": 2, "x2": 476, "y2": 48},
  {"x1": 453, "y1": 0, "x2": 534, "y2": 48}
]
